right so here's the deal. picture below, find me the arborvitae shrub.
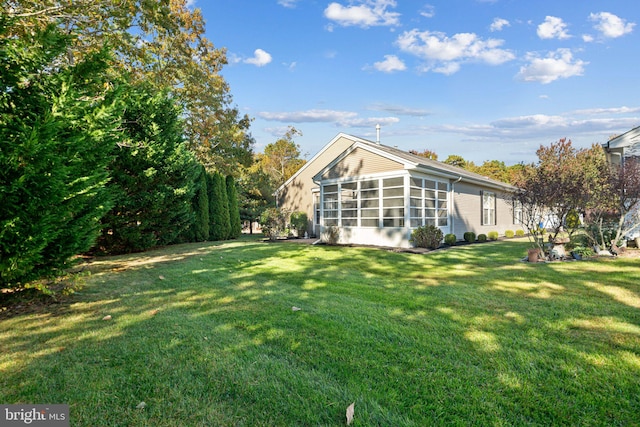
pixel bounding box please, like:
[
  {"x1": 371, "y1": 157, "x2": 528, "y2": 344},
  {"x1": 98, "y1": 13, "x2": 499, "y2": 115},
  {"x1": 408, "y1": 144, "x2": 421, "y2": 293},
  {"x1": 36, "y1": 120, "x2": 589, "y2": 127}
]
[
  {"x1": 463, "y1": 232, "x2": 476, "y2": 243},
  {"x1": 444, "y1": 234, "x2": 457, "y2": 246},
  {"x1": 477, "y1": 234, "x2": 488, "y2": 242},
  {"x1": 226, "y1": 175, "x2": 242, "y2": 239},
  {"x1": 209, "y1": 172, "x2": 231, "y2": 240}
]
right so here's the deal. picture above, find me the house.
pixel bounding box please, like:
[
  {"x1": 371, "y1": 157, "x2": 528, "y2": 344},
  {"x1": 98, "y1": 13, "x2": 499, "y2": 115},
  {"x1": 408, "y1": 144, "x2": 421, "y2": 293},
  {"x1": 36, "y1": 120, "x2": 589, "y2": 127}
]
[
  {"x1": 275, "y1": 133, "x2": 520, "y2": 248},
  {"x1": 604, "y1": 125, "x2": 640, "y2": 166}
]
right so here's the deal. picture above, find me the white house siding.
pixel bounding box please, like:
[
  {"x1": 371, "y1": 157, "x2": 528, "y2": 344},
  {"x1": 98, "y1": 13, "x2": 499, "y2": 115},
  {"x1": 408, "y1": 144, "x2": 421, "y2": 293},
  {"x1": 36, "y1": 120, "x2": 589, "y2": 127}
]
[{"x1": 451, "y1": 181, "x2": 521, "y2": 239}]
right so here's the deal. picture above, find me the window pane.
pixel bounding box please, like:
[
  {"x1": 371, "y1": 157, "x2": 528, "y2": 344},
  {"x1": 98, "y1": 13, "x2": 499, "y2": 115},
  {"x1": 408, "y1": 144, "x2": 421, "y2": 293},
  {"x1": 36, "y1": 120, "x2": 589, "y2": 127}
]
[
  {"x1": 410, "y1": 219, "x2": 422, "y2": 227},
  {"x1": 342, "y1": 210, "x2": 357, "y2": 218},
  {"x1": 383, "y1": 177, "x2": 404, "y2": 187},
  {"x1": 425, "y1": 180, "x2": 436, "y2": 189},
  {"x1": 425, "y1": 199, "x2": 435, "y2": 208},
  {"x1": 426, "y1": 208, "x2": 436, "y2": 218},
  {"x1": 410, "y1": 197, "x2": 422, "y2": 207},
  {"x1": 438, "y1": 182, "x2": 448, "y2": 191},
  {"x1": 361, "y1": 189, "x2": 379, "y2": 199},
  {"x1": 342, "y1": 201, "x2": 357, "y2": 209},
  {"x1": 342, "y1": 182, "x2": 357, "y2": 190},
  {"x1": 324, "y1": 185, "x2": 338, "y2": 193},
  {"x1": 361, "y1": 199, "x2": 379, "y2": 208},
  {"x1": 437, "y1": 191, "x2": 447, "y2": 200},
  {"x1": 383, "y1": 187, "x2": 404, "y2": 197},
  {"x1": 438, "y1": 218, "x2": 448, "y2": 226},
  {"x1": 361, "y1": 219, "x2": 378, "y2": 227},
  {"x1": 383, "y1": 208, "x2": 404, "y2": 217},
  {"x1": 342, "y1": 219, "x2": 357, "y2": 227},
  {"x1": 325, "y1": 210, "x2": 338, "y2": 218},
  {"x1": 425, "y1": 190, "x2": 436, "y2": 199},
  {"x1": 383, "y1": 197, "x2": 403, "y2": 207},
  {"x1": 425, "y1": 219, "x2": 436, "y2": 226},
  {"x1": 325, "y1": 219, "x2": 338, "y2": 226},
  {"x1": 438, "y1": 200, "x2": 447, "y2": 209},
  {"x1": 410, "y1": 177, "x2": 422, "y2": 187},
  {"x1": 410, "y1": 188, "x2": 422, "y2": 197},
  {"x1": 361, "y1": 209, "x2": 379, "y2": 218},
  {"x1": 438, "y1": 209, "x2": 448, "y2": 218},
  {"x1": 383, "y1": 218, "x2": 404, "y2": 227},
  {"x1": 361, "y1": 180, "x2": 378, "y2": 189},
  {"x1": 410, "y1": 208, "x2": 422, "y2": 217}
]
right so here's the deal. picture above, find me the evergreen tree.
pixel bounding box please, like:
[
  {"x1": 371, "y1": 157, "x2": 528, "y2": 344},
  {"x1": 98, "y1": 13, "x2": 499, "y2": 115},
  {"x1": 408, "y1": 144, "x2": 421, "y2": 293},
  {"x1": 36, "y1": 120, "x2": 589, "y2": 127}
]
[
  {"x1": 226, "y1": 175, "x2": 242, "y2": 238},
  {"x1": 191, "y1": 164, "x2": 210, "y2": 241},
  {"x1": 0, "y1": 23, "x2": 120, "y2": 287},
  {"x1": 97, "y1": 84, "x2": 199, "y2": 254},
  {"x1": 209, "y1": 172, "x2": 231, "y2": 240}
]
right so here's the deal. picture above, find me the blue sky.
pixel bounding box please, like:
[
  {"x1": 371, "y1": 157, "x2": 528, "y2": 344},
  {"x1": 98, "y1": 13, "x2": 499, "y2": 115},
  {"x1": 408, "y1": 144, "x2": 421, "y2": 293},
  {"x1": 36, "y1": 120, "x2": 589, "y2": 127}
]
[{"x1": 200, "y1": 0, "x2": 638, "y2": 165}]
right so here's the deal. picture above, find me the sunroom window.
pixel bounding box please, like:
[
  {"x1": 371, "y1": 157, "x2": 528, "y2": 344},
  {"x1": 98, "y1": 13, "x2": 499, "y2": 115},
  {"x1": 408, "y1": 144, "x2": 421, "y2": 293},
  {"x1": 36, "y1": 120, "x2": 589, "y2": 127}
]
[{"x1": 382, "y1": 177, "x2": 404, "y2": 227}]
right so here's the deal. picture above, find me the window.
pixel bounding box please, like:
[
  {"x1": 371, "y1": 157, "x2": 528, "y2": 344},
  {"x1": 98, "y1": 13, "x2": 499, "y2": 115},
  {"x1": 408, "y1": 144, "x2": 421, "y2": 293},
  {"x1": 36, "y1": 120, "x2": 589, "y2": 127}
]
[
  {"x1": 313, "y1": 193, "x2": 320, "y2": 225},
  {"x1": 482, "y1": 191, "x2": 496, "y2": 226},
  {"x1": 323, "y1": 185, "x2": 338, "y2": 226},
  {"x1": 382, "y1": 177, "x2": 404, "y2": 227},
  {"x1": 409, "y1": 178, "x2": 448, "y2": 227},
  {"x1": 360, "y1": 179, "x2": 379, "y2": 227},
  {"x1": 513, "y1": 200, "x2": 522, "y2": 225},
  {"x1": 340, "y1": 182, "x2": 358, "y2": 227}
]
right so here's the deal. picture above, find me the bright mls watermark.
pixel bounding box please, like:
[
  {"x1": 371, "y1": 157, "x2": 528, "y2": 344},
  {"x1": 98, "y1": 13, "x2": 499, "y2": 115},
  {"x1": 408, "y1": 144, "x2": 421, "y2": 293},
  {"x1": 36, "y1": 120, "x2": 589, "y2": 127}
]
[{"x1": 0, "y1": 405, "x2": 69, "y2": 427}]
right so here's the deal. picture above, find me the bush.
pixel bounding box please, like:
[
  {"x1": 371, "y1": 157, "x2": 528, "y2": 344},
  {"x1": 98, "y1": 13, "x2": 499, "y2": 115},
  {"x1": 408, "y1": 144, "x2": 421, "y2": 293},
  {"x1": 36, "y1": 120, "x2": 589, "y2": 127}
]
[
  {"x1": 322, "y1": 225, "x2": 340, "y2": 245},
  {"x1": 488, "y1": 231, "x2": 499, "y2": 241},
  {"x1": 259, "y1": 208, "x2": 287, "y2": 241},
  {"x1": 477, "y1": 234, "x2": 487, "y2": 242},
  {"x1": 505, "y1": 230, "x2": 515, "y2": 238},
  {"x1": 411, "y1": 225, "x2": 443, "y2": 249},
  {"x1": 463, "y1": 232, "x2": 476, "y2": 243},
  {"x1": 290, "y1": 211, "x2": 308, "y2": 238},
  {"x1": 444, "y1": 234, "x2": 457, "y2": 246},
  {"x1": 516, "y1": 229, "x2": 525, "y2": 237}
]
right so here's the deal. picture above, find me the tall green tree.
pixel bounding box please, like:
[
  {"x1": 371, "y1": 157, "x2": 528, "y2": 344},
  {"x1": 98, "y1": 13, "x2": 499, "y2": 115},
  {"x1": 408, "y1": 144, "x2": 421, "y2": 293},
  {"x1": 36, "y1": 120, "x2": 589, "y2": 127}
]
[
  {"x1": 96, "y1": 84, "x2": 199, "y2": 254},
  {"x1": 5, "y1": 0, "x2": 254, "y2": 173},
  {"x1": 0, "y1": 22, "x2": 121, "y2": 286},
  {"x1": 226, "y1": 175, "x2": 242, "y2": 238},
  {"x1": 208, "y1": 172, "x2": 231, "y2": 240}
]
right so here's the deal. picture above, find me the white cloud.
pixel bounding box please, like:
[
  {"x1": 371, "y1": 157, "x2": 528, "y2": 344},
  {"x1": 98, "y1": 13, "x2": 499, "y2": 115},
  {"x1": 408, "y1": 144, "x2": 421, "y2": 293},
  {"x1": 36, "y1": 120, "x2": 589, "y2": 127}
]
[
  {"x1": 396, "y1": 29, "x2": 514, "y2": 74},
  {"x1": 517, "y1": 48, "x2": 587, "y2": 84},
  {"x1": 372, "y1": 55, "x2": 406, "y2": 73},
  {"x1": 582, "y1": 34, "x2": 595, "y2": 43},
  {"x1": 277, "y1": 0, "x2": 299, "y2": 8},
  {"x1": 537, "y1": 16, "x2": 571, "y2": 39},
  {"x1": 368, "y1": 103, "x2": 431, "y2": 117},
  {"x1": 589, "y1": 12, "x2": 635, "y2": 38},
  {"x1": 324, "y1": 0, "x2": 400, "y2": 28},
  {"x1": 257, "y1": 109, "x2": 398, "y2": 128},
  {"x1": 420, "y1": 4, "x2": 435, "y2": 18},
  {"x1": 490, "y1": 18, "x2": 510, "y2": 32},
  {"x1": 571, "y1": 106, "x2": 640, "y2": 116},
  {"x1": 244, "y1": 49, "x2": 272, "y2": 67}
]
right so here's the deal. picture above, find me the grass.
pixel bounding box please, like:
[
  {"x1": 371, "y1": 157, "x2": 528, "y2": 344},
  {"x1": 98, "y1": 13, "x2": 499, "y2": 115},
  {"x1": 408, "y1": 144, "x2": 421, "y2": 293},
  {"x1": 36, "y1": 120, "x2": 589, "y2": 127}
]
[{"x1": 1, "y1": 236, "x2": 639, "y2": 426}]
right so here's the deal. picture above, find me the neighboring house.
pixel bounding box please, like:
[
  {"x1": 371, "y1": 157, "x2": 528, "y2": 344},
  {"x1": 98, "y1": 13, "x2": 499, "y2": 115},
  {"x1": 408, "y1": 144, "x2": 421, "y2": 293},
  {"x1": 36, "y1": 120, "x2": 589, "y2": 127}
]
[
  {"x1": 275, "y1": 133, "x2": 520, "y2": 248},
  {"x1": 604, "y1": 126, "x2": 640, "y2": 240},
  {"x1": 604, "y1": 125, "x2": 640, "y2": 165}
]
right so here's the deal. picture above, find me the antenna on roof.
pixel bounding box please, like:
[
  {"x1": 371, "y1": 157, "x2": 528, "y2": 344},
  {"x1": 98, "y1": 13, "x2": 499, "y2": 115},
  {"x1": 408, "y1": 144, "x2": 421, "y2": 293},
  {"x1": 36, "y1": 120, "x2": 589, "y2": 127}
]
[{"x1": 376, "y1": 123, "x2": 381, "y2": 144}]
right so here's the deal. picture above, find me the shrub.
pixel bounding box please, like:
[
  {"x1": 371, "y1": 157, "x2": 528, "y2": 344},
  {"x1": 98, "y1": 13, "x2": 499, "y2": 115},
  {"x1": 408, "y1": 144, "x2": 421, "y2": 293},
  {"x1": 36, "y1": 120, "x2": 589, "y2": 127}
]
[
  {"x1": 477, "y1": 234, "x2": 487, "y2": 242},
  {"x1": 410, "y1": 225, "x2": 443, "y2": 249},
  {"x1": 505, "y1": 230, "x2": 515, "y2": 238},
  {"x1": 463, "y1": 232, "x2": 476, "y2": 243},
  {"x1": 259, "y1": 208, "x2": 287, "y2": 241},
  {"x1": 488, "y1": 231, "x2": 499, "y2": 241},
  {"x1": 444, "y1": 234, "x2": 457, "y2": 246},
  {"x1": 322, "y1": 225, "x2": 340, "y2": 245},
  {"x1": 226, "y1": 175, "x2": 242, "y2": 239},
  {"x1": 516, "y1": 229, "x2": 525, "y2": 237},
  {"x1": 290, "y1": 211, "x2": 309, "y2": 238}
]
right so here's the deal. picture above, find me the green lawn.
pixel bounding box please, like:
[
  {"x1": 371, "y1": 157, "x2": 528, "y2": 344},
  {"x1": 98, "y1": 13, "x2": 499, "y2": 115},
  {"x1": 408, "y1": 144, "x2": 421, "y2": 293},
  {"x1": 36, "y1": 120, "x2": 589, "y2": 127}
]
[{"x1": 1, "y1": 237, "x2": 639, "y2": 426}]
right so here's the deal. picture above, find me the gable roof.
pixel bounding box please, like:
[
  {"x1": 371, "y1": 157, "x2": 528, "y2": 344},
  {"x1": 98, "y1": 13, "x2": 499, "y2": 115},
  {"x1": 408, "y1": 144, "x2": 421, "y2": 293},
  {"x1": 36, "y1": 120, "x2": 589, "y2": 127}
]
[
  {"x1": 605, "y1": 126, "x2": 640, "y2": 152},
  {"x1": 309, "y1": 134, "x2": 517, "y2": 191}
]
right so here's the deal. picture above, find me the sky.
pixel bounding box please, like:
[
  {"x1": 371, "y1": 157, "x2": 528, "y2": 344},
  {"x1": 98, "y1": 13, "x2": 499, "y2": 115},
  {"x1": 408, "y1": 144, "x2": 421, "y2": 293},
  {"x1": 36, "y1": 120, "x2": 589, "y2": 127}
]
[{"x1": 199, "y1": 0, "x2": 639, "y2": 165}]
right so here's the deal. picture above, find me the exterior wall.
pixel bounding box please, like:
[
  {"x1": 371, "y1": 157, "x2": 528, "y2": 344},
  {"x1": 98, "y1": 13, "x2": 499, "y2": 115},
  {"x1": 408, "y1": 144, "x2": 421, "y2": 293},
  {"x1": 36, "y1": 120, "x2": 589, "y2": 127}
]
[
  {"x1": 320, "y1": 225, "x2": 412, "y2": 248},
  {"x1": 276, "y1": 135, "x2": 357, "y2": 236},
  {"x1": 321, "y1": 147, "x2": 403, "y2": 180},
  {"x1": 451, "y1": 181, "x2": 522, "y2": 239}
]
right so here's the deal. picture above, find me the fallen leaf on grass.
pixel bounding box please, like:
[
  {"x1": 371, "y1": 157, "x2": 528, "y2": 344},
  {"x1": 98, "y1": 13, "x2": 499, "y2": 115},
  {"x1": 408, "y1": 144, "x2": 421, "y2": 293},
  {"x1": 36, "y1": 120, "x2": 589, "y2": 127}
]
[
  {"x1": 158, "y1": 275, "x2": 165, "y2": 280},
  {"x1": 136, "y1": 401, "x2": 146, "y2": 409},
  {"x1": 292, "y1": 306, "x2": 302, "y2": 311},
  {"x1": 346, "y1": 402, "x2": 355, "y2": 425},
  {"x1": 102, "y1": 315, "x2": 112, "y2": 321},
  {"x1": 150, "y1": 309, "x2": 159, "y2": 316}
]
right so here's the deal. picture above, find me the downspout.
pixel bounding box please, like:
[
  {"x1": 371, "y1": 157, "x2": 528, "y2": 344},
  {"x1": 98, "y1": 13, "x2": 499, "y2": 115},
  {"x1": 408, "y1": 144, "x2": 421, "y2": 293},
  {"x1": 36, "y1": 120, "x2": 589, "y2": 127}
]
[{"x1": 451, "y1": 176, "x2": 462, "y2": 237}]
